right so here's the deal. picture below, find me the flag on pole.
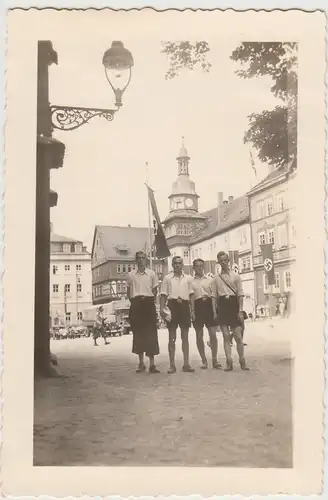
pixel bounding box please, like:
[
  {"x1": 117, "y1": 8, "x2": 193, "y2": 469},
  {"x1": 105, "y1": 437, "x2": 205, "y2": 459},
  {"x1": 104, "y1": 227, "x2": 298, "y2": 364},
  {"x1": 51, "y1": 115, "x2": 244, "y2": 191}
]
[
  {"x1": 145, "y1": 184, "x2": 171, "y2": 258},
  {"x1": 249, "y1": 149, "x2": 257, "y2": 178},
  {"x1": 229, "y1": 250, "x2": 240, "y2": 273},
  {"x1": 261, "y1": 243, "x2": 275, "y2": 285}
]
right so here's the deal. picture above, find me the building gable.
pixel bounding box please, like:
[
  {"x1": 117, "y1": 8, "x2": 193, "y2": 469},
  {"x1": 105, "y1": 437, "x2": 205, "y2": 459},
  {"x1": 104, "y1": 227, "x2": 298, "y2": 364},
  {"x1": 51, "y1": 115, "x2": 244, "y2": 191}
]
[{"x1": 91, "y1": 226, "x2": 107, "y2": 268}]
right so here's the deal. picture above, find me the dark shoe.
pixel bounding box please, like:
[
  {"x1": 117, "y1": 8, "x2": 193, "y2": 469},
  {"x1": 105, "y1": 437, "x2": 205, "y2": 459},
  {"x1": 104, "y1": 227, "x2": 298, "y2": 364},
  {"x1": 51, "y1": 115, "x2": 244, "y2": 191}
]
[
  {"x1": 200, "y1": 360, "x2": 208, "y2": 370},
  {"x1": 167, "y1": 366, "x2": 177, "y2": 374},
  {"x1": 182, "y1": 365, "x2": 195, "y2": 373},
  {"x1": 224, "y1": 360, "x2": 233, "y2": 372},
  {"x1": 94, "y1": 343, "x2": 98, "y2": 347},
  {"x1": 136, "y1": 363, "x2": 146, "y2": 373},
  {"x1": 240, "y1": 359, "x2": 250, "y2": 371},
  {"x1": 149, "y1": 365, "x2": 160, "y2": 374},
  {"x1": 212, "y1": 360, "x2": 222, "y2": 369}
]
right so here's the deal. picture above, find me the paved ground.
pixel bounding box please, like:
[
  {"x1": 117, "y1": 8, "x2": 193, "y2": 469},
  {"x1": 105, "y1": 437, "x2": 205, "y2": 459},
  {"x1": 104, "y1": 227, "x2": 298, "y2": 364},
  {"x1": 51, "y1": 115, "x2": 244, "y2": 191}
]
[{"x1": 34, "y1": 318, "x2": 293, "y2": 467}]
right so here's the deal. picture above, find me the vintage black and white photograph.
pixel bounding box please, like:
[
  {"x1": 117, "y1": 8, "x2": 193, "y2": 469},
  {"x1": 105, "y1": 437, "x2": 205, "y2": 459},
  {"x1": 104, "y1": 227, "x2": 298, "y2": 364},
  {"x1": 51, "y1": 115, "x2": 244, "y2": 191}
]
[{"x1": 3, "y1": 7, "x2": 325, "y2": 497}]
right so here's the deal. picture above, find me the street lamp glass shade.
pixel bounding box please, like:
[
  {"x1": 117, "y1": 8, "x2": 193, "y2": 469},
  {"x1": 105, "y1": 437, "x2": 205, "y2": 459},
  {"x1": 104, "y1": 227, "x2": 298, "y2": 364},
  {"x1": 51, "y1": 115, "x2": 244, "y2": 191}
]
[{"x1": 102, "y1": 41, "x2": 134, "y2": 107}]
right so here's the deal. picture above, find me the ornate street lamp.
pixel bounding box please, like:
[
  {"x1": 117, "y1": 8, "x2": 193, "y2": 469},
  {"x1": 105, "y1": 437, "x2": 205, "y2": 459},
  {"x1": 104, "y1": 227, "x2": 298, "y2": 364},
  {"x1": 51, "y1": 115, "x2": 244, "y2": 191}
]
[{"x1": 50, "y1": 41, "x2": 134, "y2": 131}]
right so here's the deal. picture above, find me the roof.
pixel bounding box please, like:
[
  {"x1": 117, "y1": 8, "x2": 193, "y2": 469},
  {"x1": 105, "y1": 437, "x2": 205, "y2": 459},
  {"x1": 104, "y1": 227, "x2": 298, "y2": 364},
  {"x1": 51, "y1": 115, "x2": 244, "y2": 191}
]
[
  {"x1": 163, "y1": 209, "x2": 206, "y2": 224},
  {"x1": 247, "y1": 160, "x2": 296, "y2": 196},
  {"x1": 50, "y1": 232, "x2": 82, "y2": 244},
  {"x1": 94, "y1": 225, "x2": 152, "y2": 261},
  {"x1": 191, "y1": 195, "x2": 249, "y2": 244}
]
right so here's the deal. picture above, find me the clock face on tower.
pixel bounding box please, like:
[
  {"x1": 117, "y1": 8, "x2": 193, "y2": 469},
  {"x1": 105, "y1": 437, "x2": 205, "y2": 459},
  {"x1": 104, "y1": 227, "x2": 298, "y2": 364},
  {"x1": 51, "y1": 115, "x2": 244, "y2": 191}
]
[{"x1": 185, "y1": 198, "x2": 193, "y2": 208}]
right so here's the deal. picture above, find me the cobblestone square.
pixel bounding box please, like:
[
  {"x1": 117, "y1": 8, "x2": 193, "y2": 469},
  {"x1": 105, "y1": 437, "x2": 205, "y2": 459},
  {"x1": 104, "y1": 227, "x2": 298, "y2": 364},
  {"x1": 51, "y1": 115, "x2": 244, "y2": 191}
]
[{"x1": 34, "y1": 319, "x2": 292, "y2": 467}]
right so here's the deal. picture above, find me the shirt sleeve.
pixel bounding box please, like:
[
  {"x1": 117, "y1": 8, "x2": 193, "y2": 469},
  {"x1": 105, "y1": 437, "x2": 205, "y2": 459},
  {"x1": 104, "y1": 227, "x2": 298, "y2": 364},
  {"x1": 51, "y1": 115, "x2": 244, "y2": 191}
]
[
  {"x1": 236, "y1": 274, "x2": 244, "y2": 297},
  {"x1": 152, "y1": 271, "x2": 159, "y2": 289},
  {"x1": 209, "y1": 277, "x2": 216, "y2": 298},
  {"x1": 160, "y1": 276, "x2": 169, "y2": 296},
  {"x1": 209, "y1": 278, "x2": 216, "y2": 298}
]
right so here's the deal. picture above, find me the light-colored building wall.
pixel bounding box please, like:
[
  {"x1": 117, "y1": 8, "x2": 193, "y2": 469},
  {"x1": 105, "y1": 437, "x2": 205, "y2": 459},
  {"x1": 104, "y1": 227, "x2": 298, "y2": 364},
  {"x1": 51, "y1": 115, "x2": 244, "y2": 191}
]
[
  {"x1": 249, "y1": 168, "x2": 296, "y2": 314},
  {"x1": 190, "y1": 223, "x2": 251, "y2": 262},
  {"x1": 50, "y1": 239, "x2": 92, "y2": 326}
]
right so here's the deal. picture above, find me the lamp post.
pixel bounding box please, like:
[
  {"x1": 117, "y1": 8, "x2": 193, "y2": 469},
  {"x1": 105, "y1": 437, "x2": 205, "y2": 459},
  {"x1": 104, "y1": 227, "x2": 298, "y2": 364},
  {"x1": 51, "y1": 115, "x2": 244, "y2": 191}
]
[
  {"x1": 50, "y1": 41, "x2": 134, "y2": 131},
  {"x1": 35, "y1": 40, "x2": 133, "y2": 377}
]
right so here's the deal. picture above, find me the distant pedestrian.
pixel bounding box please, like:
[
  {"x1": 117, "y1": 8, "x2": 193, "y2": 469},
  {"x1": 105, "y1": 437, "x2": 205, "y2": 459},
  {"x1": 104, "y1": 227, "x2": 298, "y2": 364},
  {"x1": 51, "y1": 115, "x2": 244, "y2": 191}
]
[
  {"x1": 93, "y1": 306, "x2": 109, "y2": 346},
  {"x1": 190, "y1": 258, "x2": 221, "y2": 370},
  {"x1": 212, "y1": 251, "x2": 249, "y2": 371},
  {"x1": 127, "y1": 251, "x2": 160, "y2": 374},
  {"x1": 160, "y1": 256, "x2": 195, "y2": 374}
]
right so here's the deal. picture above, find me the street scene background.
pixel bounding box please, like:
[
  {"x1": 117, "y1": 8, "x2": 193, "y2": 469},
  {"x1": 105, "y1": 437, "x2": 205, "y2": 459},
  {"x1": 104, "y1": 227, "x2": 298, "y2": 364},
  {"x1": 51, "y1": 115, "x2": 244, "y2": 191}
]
[{"x1": 32, "y1": 12, "x2": 296, "y2": 469}]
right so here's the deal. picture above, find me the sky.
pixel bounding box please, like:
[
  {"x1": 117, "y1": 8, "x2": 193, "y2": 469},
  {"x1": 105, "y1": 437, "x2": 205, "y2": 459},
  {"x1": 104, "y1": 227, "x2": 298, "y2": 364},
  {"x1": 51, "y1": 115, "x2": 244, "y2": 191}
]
[{"x1": 48, "y1": 19, "x2": 279, "y2": 251}]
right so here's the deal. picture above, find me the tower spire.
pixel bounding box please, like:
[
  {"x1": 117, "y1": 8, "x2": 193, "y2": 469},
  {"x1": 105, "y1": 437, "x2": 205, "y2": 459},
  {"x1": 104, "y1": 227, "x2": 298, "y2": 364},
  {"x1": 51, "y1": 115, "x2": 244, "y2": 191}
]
[{"x1": 177, "y1": 136, "x2": 190, "y2": 175}]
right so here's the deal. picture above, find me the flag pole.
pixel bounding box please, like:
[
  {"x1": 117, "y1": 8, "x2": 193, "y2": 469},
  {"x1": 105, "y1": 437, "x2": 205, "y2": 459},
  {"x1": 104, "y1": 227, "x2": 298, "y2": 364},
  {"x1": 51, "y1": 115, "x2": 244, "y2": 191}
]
[
  {"x1": 145, "y1": 162, "x2": 153, "y2": 271},
  {"x1": 269, "y1": 284, "x2": 273, "y2": 319}
]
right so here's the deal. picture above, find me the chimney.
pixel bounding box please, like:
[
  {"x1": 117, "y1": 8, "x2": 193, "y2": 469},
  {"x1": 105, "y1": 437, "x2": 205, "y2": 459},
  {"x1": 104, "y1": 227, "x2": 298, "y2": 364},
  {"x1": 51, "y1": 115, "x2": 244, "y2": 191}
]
[
  {"x1": 217, "y1": 192, "x2": 223, "y2": 206},
  {"x1": 217, "y1": 192, "x2": 223, "y2": 225},
  {"x1": 228, "y1": 195, "x2": 234, "y2": 203}
]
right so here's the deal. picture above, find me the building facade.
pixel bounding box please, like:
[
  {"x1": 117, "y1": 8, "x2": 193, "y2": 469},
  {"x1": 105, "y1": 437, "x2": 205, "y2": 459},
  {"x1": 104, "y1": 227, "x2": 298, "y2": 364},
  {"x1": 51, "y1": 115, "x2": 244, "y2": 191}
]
[
  {"x1": 91, "y1": 225, "x2": 168, "y2": 305},
  {"x1": 50, "y1": 227, "x2": 92, "y2": 326},
  {"x1": 247, "y1": 162, "x2": 296, "y2": 315},
  {"x1": 162, "y1": 140, "x2": 256, "y2": 314}
]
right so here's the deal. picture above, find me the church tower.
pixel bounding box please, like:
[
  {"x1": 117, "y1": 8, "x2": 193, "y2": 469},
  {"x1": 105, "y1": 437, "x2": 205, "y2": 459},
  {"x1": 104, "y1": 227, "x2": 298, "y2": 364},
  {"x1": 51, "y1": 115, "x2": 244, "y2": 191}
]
[{"x1": 163, "y1": 138, "x2": 207, "y2": 245}]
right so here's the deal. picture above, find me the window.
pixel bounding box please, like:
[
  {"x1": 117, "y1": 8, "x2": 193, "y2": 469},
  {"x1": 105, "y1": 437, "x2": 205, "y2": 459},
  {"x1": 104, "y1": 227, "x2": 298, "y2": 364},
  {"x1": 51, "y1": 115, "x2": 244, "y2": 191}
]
[
  {"x1": 77, "y1": 283, "x2": 82, "y2": 292},
  {"x1": 64, "y1": 284, "x2": 70, "y2": 293},
  {"x1": 284, "y1": 271, "x2": 292, "y2": 290},
  {"x1": 66, "y1": 312, "x2": 71, "y2": 324},
  {"x1": 259, "y1": 232, "x2": 266, "y2": 246},
  {"x1": 257, "y1": 202, "x2": 265, "y2": 219},
  {"x1": 52, "y1": 284, "x2": 59, "y2": 293},
  {"x1": 183, "y1": 250, "x2": 189, "y2": 258},
  {"x1": 122, "y1": 264, "x2": 126, "y2": 273},
  {"x1": 279, "y1": 224, "x2": 288, "y2": 248},
  {"x1": 132, "y1": 264, "x2": 136, "y2": 270},
  {"x1": 117, "y1": 264, "x2": 121, "y2": 274},
  {"x1": 76, "y1": 264, "x2": 82, "y2": 272},
  {"x1": 63, "y1": 243, "x2": 70, "y2": 253},
  {"x1": 70, "y1": 243, "x2": 75, "y2": 253},
  {"x1": 239, "y1": 228, "x2": 247, "y2": 245},
  {"x1": 268, "y1": 229, "x2": 275, "y2": 245},
  {"x1": 263, "y1": 273, "x2": 268, "y2": 293},
  {"x1": 277, "y1": 194, "x2": 285, "y2": 212},
  {"x1": 123, "y1": 281, "x2": 127, "y2": 293},
  {"x1": 75, "y1": 244, "x2": 82, "y2": 253},
  {"x1": 52, "y1": 265, "x2": 58, "y2": 275},
  {"x1": 274, "y1": 272, "x2": 280, "y2": 291},
  {"x1": 77, "y1": 312, "x2": 83, "y2": 321},
  {"x1": 242, "y1": 256, "x2": 251, "y2": 271},
  {"x1": 267, "y1": 201, "x2": 274, "y2": 216},
  {"x1": 127, "y1": 264, "x2": 132, "y2": 272},
  {"x1": 65, "y1": 264, "x2": 71, "y2": 272}
]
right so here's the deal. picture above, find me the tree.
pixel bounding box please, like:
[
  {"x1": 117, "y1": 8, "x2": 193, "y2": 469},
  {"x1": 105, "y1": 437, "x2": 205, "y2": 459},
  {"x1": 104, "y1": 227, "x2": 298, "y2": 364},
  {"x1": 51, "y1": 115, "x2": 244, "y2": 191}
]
[
  {"x1": 161, "y1": 41, "x2": 297, "y2": 168},
  {"x1": 161, "y1": 41, "x2": 212, "y2": 80}
]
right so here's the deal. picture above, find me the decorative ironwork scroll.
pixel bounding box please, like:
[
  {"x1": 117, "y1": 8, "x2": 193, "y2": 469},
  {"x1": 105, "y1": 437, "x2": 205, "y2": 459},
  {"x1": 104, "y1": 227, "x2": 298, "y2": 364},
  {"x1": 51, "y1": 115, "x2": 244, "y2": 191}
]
[{"x1": 50, "y1": 105, "x2": 117, "y2": 131}]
